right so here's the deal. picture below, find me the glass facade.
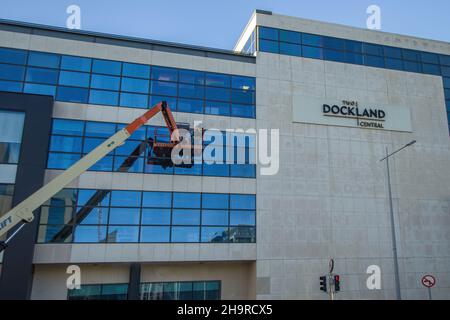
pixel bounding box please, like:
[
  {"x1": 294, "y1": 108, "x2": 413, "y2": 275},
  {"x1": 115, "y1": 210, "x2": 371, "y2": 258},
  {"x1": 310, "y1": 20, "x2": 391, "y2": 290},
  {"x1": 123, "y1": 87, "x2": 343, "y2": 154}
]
[
  {"x1": 67, "y1": 283, "x2": 128, "y2": 300},
  {"x1": 0, "y1": 47, "x2": 256, "y2": 118},
  {"x1": 37, "y1": 188, "x2": 256, "y2": 244},
  {"x1": 0, "y1": 110, "x2": 25, "y2": 164},
  {"x1": 0, "y1": 184, "x2": 14, "y2": 215},
  {"x1": 257, "y1": 26, "x2": 450, "y2": 132},
  {"x1": 47, "y1": 119, "x2": 256, "y2": 178},
  {"x1": 140, "y1": 280, "x2": 220, "y2": 300}
]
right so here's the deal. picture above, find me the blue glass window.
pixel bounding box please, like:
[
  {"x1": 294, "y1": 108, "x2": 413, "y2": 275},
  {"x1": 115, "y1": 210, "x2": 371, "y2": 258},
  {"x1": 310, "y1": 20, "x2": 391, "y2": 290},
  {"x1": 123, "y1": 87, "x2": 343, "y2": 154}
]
[
  {"x1": 202, "y1": 193, "x2": 229, "y2": 209},
  {"x1": 279, "y1": 30, "x2": 301, "y2": 44},
  {"x1": 121, "y1": 77, "x2": 149, "y2": 93},
  {"x1": 384, "y1": 46, "x2": 402, "y2": 59},
  {"x1": 443, "y1": 77, "x2": 450, "y2": 88},
  {"x1": 50, "y1": 135, "x2": 82, "y2": 152},
  {"x1": 205, "y1": 101, "x2": 230, "y2": 116},
  {"x1": 231, "y1": 89, "x2": 255, "y2": 105},
  {"x1": 109, "y1": 208, "x2": 140, "y2": 225},
  {"x1": 140, "y1": 226, "x2": 170, "y2": 242},
  {"x1": 61, "y1": 55, "x2": 92, "y2": 72},
  {"x1": 345, "y1": 52, "x2": 363, "y2": 65},
  {"x1": 230, "y1": 194, "x2": 255, "y2": 210},
  {"x1": 58, "y1": 71, "x2": 90, "y2": 87},
  {"x1": 259, "y1": 26, "x2": 278, "y2": 41},
  {"x1": 205, "y1": 73, "x2": 230, "y2": 88},
  {"x1": 74, "y1": 226, "x2": 107, "y2": 243},
  {"x1": 362, "y1": 43, "x2": 383, "y2": 56},
  {"x1": 230, "y1": 210, "x2": 255, "y2": 226},
  {"x1": 110, "y1": 190, "x2": 141, "y2": 207},
  {"x1": 0, "y1": 48, "x2": 27, "y2": 64},
  {"x1": 364, "y1": 55, "x2": 385, "y2": 68},
  {"x1": 179, "y1": 70, "x2": 204, "y2": 85},
  {"x1": 47, "y1": 153, "x2": 80, "y2": 169},
  {"x1": 52, "y1": 119, "x2": 84, "y2": 136},
  {"x1": 149, "y1": 95, "x2": 177, "y2": 109},
  {"x1": 91, "y1": 74, "x2": 120, "y2": 90},
  {"x1": 77, "y1": 189, "x2": 110, "y2": 206},
  {"x1": 323, "y1": 37, "x2": 345, "y2": 50},
  {"x1": 440, "y1": 66, "x2": 450, "y2": 77},
  {"x1": 345, "y1": 40, "x2": 362, "y2": 53},
  {"x1": 231, "y1": 104, "x2": 255, "y2": 118},
  {"x1": 89, "y1": 90, "x2": 119, "y2": 105},
  {"x1": 422, "y1": 63, "x2": 440, "y2": 75},
  {"x1": 172, "y1": 209, "x2": 200, "y2": 225},
  {"x1": 26, "y1": 67, "x2": 59, "y2": 84},
  {"x1": 178, "y1": 83, "x2": 204, "y2": 99},
  {"x1": 92, "y1": 59, "x2": 121, "y2": 75},
  {"x1": 202, "y1": 210, "x2": 228, "y2": 226},
  {"x1": 385, "y1": 58, "x2": 404, "y2": 71},
  {"x1": 152, "y1": 66, "x2": 178, "y2": 82},
  {"x1": 23, "y1": 83, "x2": 56, "y2": 96},
  {"x1": 107, "y1": 226, "x2": 139, "y2": 242},
  {"x1": 404, "y1": 61, "x2": 421, "y2": 73},
  {"x1": 122, "y1": 62, "x2": 150, "y2": 78},
  {"x1": 141, "y1": 209, "x2": 171, "y2": 225},
  {"x1": 0, "y1": 64, "x2": 25, "y2": 81},
  {"x1": 28, "y1": 52, "x2": 60, "y2": 68},
  {"x1": 173, "y1": 192, "x2": 200, "y2": 208},
  {"x1": 440, "y1": 55, "x2": 450, "y2": 66},
  {"x1": 231, "y1": 76, "x2": 255, "y2": 91},
  {"x1": 302, "y1": 34, "x2": 322, "y2": 47},
  {"x1": 77, "y1": 207, "x2": 109, "y2": 225},
  {"x1": 323, "y1": 49, "x2": 346, "y2": 62},
  {"x1": 142, "y1": 191, "x2": 172, "y2": 208},
  {"x1": 203, "y1": 163, "x2": 229, "y2": 177},
  {"x1": 85, "y1": 121, "x2": 116, "y2": 137},
  {"x1": 421, "y1": 52, "x2": 439, "y2": 64},
  {"x1": 259, "y1": 40, "x2": 278, "y2": 53},
  {"x1": 171, "y1": 226, "x2": 199, "y2": 242},
  {"x1": 302, "y1": 46, "x2": 323, "y2": 59},
  {"x1": 113, "y1": 156, "x2": 144, "y2": 172},
  {"x1": 89, "y1": 156, "x2": 113, "y2": 171},
  {"x1": 119, "y1": 92, "x2": 148, "y2": 108},
  {"x1": 0, "y1": 80, "x2": 22, "y2": 92},
  {"x1": 177, "y1": 98, "x2": 203, "y2": 113},
  {"x1": 230, "y1": 164, "x2": 255, "y2": 178},
  {"x1": 83, "y1": 137, "x2": 105, "y2": 153},
  {"x1": 205, "y1": 87, "x2": 230, "y2": 102},
  {"x1": 279, "y1": 42, "x2": 301, "y2": 56},
  {"x1": 151, "y1": 80, "x2": 177, "y2": 96},
  {"x1": 402, "y1": 49, "x2": 420, "y2": 61},
  {"x1": 201, "y1": 227, "x2": 228, "y2": 243}
]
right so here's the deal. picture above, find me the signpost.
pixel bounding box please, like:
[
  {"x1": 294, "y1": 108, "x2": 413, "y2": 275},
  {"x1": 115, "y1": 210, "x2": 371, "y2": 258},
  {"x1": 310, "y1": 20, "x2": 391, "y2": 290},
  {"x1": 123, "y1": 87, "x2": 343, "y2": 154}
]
[
  {"x1": 421, "y1": 275, "x2": 436, "y2": 300},
  {"x1": 328, "y1": 259, "x2": 335, "y2": 301}
]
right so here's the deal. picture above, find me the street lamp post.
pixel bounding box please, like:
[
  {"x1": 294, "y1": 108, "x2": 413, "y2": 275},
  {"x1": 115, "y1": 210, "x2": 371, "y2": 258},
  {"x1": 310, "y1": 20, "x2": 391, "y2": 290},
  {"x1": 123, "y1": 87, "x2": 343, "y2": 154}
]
[{"x1": 380, "y1": 140, "x2": 416, "y2": 301}]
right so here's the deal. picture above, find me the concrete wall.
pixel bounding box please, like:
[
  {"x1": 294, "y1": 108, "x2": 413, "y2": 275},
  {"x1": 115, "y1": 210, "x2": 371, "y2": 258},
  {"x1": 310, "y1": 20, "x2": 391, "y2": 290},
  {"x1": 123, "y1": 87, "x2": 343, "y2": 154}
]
[
  {"x1": 31, "y1": 264, "x2": 130, "y2": 300},
  {"x1": 31, "y1": 262, "x2": 255, "y2": 300},
  {"x1": 141, "y1": 261, "x2": 256, "y2": 300},
  {"x1": 254, "y1": 49, "x2": 450, "y2": 299}
]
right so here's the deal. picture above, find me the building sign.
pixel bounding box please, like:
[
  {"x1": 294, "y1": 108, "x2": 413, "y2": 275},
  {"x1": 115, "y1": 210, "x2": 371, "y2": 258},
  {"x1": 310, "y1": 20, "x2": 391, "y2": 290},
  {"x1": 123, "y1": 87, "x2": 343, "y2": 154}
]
[{"x1": 293, "y1": 95, "x2": 412, "y2": 132}]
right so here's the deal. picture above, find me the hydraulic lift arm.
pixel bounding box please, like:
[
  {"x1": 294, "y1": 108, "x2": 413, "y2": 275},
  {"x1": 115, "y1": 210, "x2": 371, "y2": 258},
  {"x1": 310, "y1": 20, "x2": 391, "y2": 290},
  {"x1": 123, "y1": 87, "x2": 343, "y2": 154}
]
[{"x1": 0, "y1": 101, "x2": 179, "y2": 251}]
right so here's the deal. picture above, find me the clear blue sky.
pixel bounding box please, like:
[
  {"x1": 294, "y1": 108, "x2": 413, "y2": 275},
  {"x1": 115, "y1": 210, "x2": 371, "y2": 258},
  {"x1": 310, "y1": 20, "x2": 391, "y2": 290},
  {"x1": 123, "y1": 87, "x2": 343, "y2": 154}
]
[{"x1": 1, "y1": 0, "x2": 449, "y2": 50}]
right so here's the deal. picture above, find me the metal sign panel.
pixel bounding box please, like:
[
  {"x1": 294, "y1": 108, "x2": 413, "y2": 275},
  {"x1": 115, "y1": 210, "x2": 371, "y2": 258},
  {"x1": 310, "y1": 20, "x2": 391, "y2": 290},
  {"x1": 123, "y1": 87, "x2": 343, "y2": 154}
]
[{"x1": 293, "y1": 95, "x2": 413, "y2": 132}]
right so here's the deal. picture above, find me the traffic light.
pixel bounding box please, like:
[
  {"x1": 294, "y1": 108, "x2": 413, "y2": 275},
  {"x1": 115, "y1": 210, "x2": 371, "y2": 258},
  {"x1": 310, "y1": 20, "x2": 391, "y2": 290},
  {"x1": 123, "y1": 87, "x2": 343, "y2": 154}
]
[
  {"x1": 334, "y1": 275, "x2": 340, "y2": 292},
  {"x1": 319, "y1": 276, "x2": 327, "y2": 292}
]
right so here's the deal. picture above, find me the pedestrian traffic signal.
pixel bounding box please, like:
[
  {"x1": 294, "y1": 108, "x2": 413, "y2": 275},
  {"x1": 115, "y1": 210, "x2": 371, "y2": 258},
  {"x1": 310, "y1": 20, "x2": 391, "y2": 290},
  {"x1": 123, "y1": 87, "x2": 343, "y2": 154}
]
[
  {"x1": 334, "y1": 275, "x2": 340, "y2": 292},
  {"x1": 319, "y1": 276, "x2": 327, "y2": 292}
]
